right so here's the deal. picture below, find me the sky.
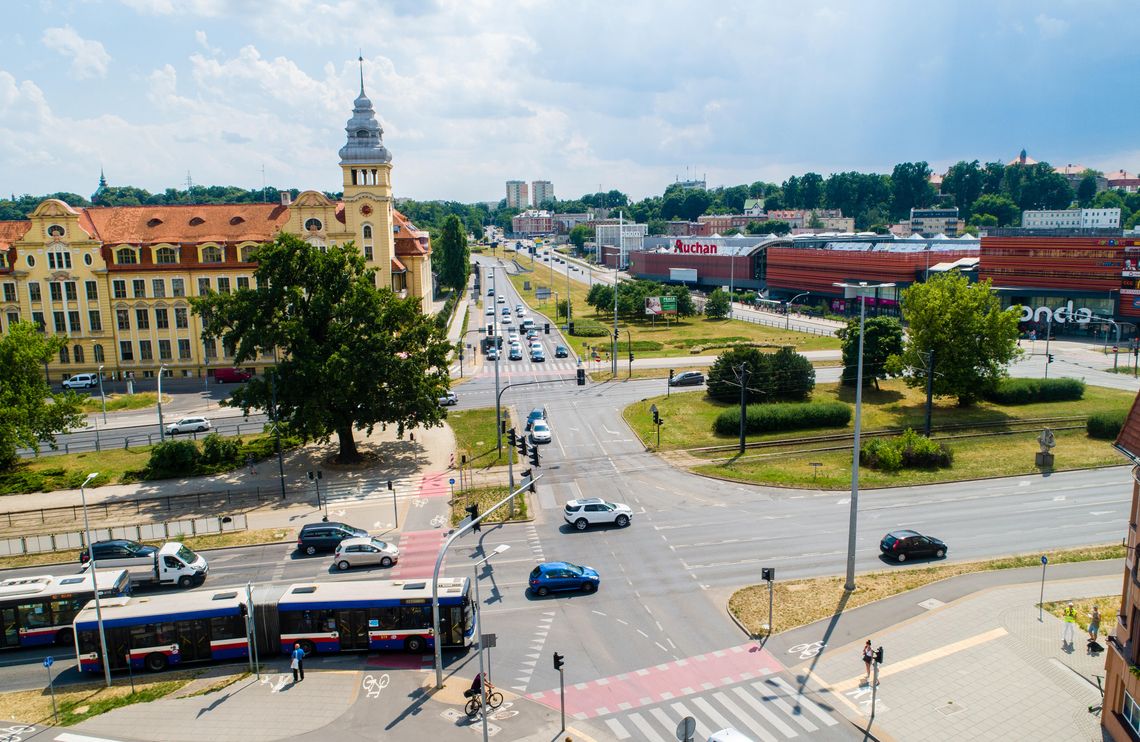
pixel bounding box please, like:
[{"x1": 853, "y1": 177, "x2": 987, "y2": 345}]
[{"x1": 2, "y1": 0, "x2": 1139, "y2": 205}]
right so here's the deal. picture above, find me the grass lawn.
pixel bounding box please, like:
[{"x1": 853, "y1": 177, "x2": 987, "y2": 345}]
[
  {"x1": 506, "y1": 253, "x2": 839, "y2": 360},
  {"x1": 447, "y1": 407, "x2": 516, "y2": 468},
  {"x1": 80, "y1": 391, "x2": 171, "y2": 412},
  {"x1": 448, "y1": 485, "x2": 530, "y2": 526},
  {"x1": 729, "y1": 544, "x2": 1123, "y2": 636}
]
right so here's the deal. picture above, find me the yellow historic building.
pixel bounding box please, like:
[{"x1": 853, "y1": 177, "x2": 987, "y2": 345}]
[{"x1": 0, "y1": 83, "x2": 433, "y2": 382}]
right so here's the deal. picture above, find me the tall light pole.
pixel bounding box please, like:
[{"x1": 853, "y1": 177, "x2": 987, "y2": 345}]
[
  {"x1": 786, "y1": 291, "x2": 810, "y2": 331},
  {"x1": 473, "y1": 544, "x2": 510, "y2": 742},
  {"x1": 97, "y1": 365, "x2": 107, "y2": 424},
  {"x1": 157, "y1": 363, "x2": 168, "y2": 442},
  {"x1": 833, "y1": 281, "x2": 894, "y2": 592},
  {"x1": 80, "y1": 471, "x2": 112, "y2": 688},
  {"x1": 491, "y1": 268, "x2": 503, "y2": 456},
  {"x1": 612, "y1": 212, "x2": 622, "y2": 377}
]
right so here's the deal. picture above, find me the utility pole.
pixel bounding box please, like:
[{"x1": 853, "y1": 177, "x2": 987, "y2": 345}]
[
  {"x1": 923, "y1": 349, "x2": 935, "y2": 437},
  {"x1": 737, "y1": 362, "x2": 750, "y2": 454}
]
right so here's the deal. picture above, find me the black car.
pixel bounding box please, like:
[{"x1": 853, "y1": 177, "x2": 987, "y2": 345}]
[
  {"x1": 80, "y1": 539, "x2": 157, "y2": 564},
  {"x1": 669, "y1": 371, "x2": 705, "y2": 387},
  {"x1": 880, "y1": 530, "x2": 947, "y2": 563},
  {"x1": 554, "y1": 345, "x2": 569, "y2": 358},
  {"x1": 297, "y1": 522, "x2": 368, "y2": 555}
]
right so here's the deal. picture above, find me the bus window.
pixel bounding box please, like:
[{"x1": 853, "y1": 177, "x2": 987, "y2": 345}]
[
  {"x1": 51, "y1": 597, "x2": 82, "y2": 625},
  {"x1": 401, "y1": 606, "x2": 430, "y2": 629},
  {"x1": 210, "y1": 614, "x2": 243, "y2": 640},
  {"x1": 18, "y1": 603, "x2": 50, "y2": 629},
  {"x1": 376, "y1": 607, "x2": 399, "y2": 630}
]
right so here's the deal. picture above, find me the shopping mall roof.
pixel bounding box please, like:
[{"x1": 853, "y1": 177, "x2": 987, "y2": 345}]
[{"x1": 782, "y1": 233, "x2": 980, "y2": 253}]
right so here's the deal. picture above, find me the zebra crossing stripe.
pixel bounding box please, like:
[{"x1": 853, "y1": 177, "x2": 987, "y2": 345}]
[
  {"x1": 604, "y1": 718, "x2": 631, "y2": 740},
  {"x1": 756, "y1": 686, "x2": 819, "y2": 733},
  {"x1": 730, "y1": 686, "x2": 798, "y2": 738},
  {"x1": 692, "y1": 695, "x2": 776, "y2": 742},
  {"x1": 669, "y1": 701, "x2": 710, "y2": 740},
  {"x1": 766, "y1": 677, "x2": 839, "y2": 726},
  {"x1": 712, "y1": 692, "x2": 783, "y2": 742},
  {"x1": 626, "y1": 711, "x2": 669, "y2": 742}
]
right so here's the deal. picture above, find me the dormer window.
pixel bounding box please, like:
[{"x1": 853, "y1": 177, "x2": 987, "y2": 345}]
[
  {"x1": 393, "y1": 225, "x2": 401, "y2": 233},
  {"x1": 200, "y1": 246, "x2": 223, "y2": 263},
  {"x1": 230, "y1": 216, "x2": 245, "y2": 225},
  {"x1": 115, "y1": 247, "x2": 138, "y2": 265},
  {"x1": 147, "y1": 218, "x2": 163, "y2": 228},
  {"x1": 240, "y1": 245, "x2": 257, "y2": 262},
  {"x1": 189, "y1": 216, "x2": 205, "y2": 226},
  {"x1": 155, "y1": 247, "x2": 178, "y2": 264}
]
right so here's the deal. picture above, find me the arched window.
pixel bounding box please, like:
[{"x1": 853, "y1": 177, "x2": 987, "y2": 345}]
[
  {"x1": 200, "y1": 246, "x2": 223, "y2": 263},
  {"x1": 73, "y1": 345, "x2": 84, "y2": 363},
  {"x1": 155, "y1": 247, "x2": 178, "y2": 264},
  {"x1": 93, "y1": 344, "x2": 104, "y2": 363},
  {"x1": 116, "y1": 247, "x2": 137, "y2": 265},
  {"x1": 59, "y1": 346, "x2": 69, "y2": 364},
  {"x1": 362, "y1": 225, "x2": 373, "y2": 239},
  {"x1": 240, "y1": 245, "x2": 258, "y2": 263}
]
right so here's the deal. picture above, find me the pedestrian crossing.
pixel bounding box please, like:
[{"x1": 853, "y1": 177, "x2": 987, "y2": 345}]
[
  {"x1": 601, "y1": 676, "x2": 842, "y2": 742},
  {"x1": 477, "y1": 360, "x2": 582, "y2": 377}
]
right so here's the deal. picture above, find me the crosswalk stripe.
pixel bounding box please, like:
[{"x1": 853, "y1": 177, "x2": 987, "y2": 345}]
[
  {"x1": 605, "y1": 718, "x2": 632, "y2": 739},
  {"x1": 730, "y1": 686, "x2": 798, "y2": 738},
  {"x1": 711, "y1": 692, "x2": 783, "y2": 742},
  {"x1": 670, "y1": 701, "x2": 710, "y2": 740},
  {"x1": 692, "y1": 696, "x2": 775, "y2": 742},
  {"x1": 627, "y1": 711, "x2": 670, "y2": 742},
  {"x1": 757, "y1": 686, "x2": 818, "y2": 733},
  {"x1": 765, "y1": 677, "x2": 839, "y2": 726},
  {"x1": 650, "y1": 707, "x2": 679, "y2": 735}
]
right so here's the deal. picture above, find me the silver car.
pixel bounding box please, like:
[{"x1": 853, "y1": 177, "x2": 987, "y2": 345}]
[
  {"x1": 333, "y1": 537, "x2": 400, "y2": 570},
  {"x1": 167, "y1": 416, "x2": 211, "y2": 434}
]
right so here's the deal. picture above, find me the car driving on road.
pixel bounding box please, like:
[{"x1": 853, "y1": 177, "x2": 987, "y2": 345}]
[
  {"x1": 166, "y1": 416, "x2": 211, "y2": 435},
  {"x1": 530, "y1": 420, "x2": 552, "y2": 444},
  {"x1": 332, "y1": 537, "x2": 400, "y2": 570},
  {"x1": 669, "y1": 371, "x2": 705, "y2": 387},
  {"x1": 554, "y1": 344, "x2": 569, "y2": 358},
  {"x1": 528, "y1": 562, "x2": 600, "y2": 596},
  {"x1": 526, "y1": 407, "x2": 547, "y2": 430},
  {"x1": 879, "y1": 530, "x2": 947, "y2": 562},
  {"x1": 563, "y1": 498, "x2": 633, "y2": 530},
  {"x1": 438, "y1": 391, "x2": 458, "y2": 406},
  {"x1": 297, "y1": 522, "x2": 368, "y2": 555}
]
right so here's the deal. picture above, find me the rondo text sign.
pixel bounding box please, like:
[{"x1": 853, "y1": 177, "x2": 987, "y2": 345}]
[{"x1": 1019, "y1": 301, "x2": 1093, "y2": 325}]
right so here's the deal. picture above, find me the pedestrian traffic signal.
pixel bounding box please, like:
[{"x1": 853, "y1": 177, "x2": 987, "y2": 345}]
[
  {"x1": 529, "y1": 446, "x2": 540, "y2": 467},
  {"x1": 507, "y1": 428, "x2": 517, "y2": 447},
  {"x1": 466, "y1": 504, "x2": 480, "y2": 532},
  {"x1": 553, "y1": 652, "x2": 564, "y2": 671},
  {"x1": 761, "y1": 567, "x2": 775, "y2": 582},
  {"x1": 576, "y1": 368, "x2": 586, "y2": 386},
  {"x1": 874, "y1": 647, "x2": 884, "y2": 664}
]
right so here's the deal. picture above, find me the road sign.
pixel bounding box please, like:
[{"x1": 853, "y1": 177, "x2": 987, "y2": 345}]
[
  {"x1": 449, "y1": 478, "x2": 455, "y2": 485},
  {"x1": 1041, "y1": 555, "x2": 1048, "y2": 565},
  {"x1": 43, "y1": 656, "x2": 53, "y2": 668},
  {"x1": 483, "y1": 633, "x2": 497, "y2": 649},
  {"x1": 676, "y1": 716, "x2": 696, "y2": 741}
]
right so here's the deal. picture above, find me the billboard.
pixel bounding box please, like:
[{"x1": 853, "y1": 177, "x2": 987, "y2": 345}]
[
  {"x1": 669, "y1": 267, "x2": 698, "y2": 283},
  {"x1": 645, "y1": 296, "x2": 678, "y2": 316}
]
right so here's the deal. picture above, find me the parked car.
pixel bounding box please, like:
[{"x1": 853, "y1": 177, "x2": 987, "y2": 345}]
[
  {"x1": 62, "y1": 373, "x2": 100, "y2": 390},
  {"x1": 297, "y1": 522, "x2": 368, "y2": 555},
  {"x1": 438, "y1": 391, "x2": 458, "y2": 406},
  {"x1": 213, "y1": 367, "x2": 252, "y2": 383},
  {"x1": 563, "y1": 498, "x2": 633, "y2": 530},
  {"x1": 166, "y1": 416, "x2": 212, "y2": 435},
  {"x1": 528, "y1": 562, "x2": 600, "y2": 596},
  {"x1": 530, "y1": 420, "x2": 552, "y2": 444},
  {"x1": 526, "y1": 407, "x2": 547, "y2": 430},
  {"x1": 669, "y1": 371, "x2": 705, "y2": 387},
  {"x1": 80, "y1": 539, "x2": 156, "y2": 564},
  {"x1": 879, "y1": 530, "x2": 947, "y2": 563},
  {"x1": 554, "y1": 344, "x2": 569, "y2": 358},
  {"x1": 333, "y1": 537, "x2": 400, "y2": 570}
]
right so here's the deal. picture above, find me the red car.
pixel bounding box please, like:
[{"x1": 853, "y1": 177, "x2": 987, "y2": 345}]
[{"x1": 213, "y1": 367, "x2": 253, "y2": 383}]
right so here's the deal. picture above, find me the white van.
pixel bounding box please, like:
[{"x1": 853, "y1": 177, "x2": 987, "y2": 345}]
[
  {"x1": 62, "y1": 373, "x2": 100, "y2": 389},
  {"x1": 708, "y1": 730, "x2": 755, "y2": 742}
]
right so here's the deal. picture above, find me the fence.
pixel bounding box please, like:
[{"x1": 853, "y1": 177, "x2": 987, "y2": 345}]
[
  {"x1": 691, "y1": 296, "x2": 839, "y2": 338},
  {"x1": 0, "y1": 513, "x2": 248, "y2": 557},
  {"x1": 17, "y1": 418, "x2": 271, "y2": 459}
]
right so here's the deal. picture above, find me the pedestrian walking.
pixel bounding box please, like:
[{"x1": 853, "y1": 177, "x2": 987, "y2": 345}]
[
  {"x1": 1088, "y1": 606, "x2": 1101, "y2": 642},
  {"x1": 1062, "y1": 602, "x2": 1077, "y2": 647},
  {"x1": 290, "y1": 642, "x2": 306, "y2": 682},
  {"x1": 862, "y1": 640, "x2": 874, "y2": 680}
]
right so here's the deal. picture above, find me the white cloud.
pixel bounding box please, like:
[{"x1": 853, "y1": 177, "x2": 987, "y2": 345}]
[
  {"x1": 117, "y1": 0, "x2": 228, "y2": 16},
  {"x1": 42, "y1": 26, "x2": 111, "y2": 80},
  {"x1": 1035, "y1": 13, "x2": 1069, "y2": 39},
  {"x1": 194, "y1": 30, "x2": 219, "y2": 54}
]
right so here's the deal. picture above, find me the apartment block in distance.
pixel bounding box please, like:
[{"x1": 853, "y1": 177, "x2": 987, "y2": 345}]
[
  {"x1": 1022, "y1": 208, "x2": 1122, "y2": 229},
  {"x1": 506, "y1": 180, "x2": 529, "y2": 210},
  {"x1": 531, "y1": 180, "x2": 554, "y2": 207},
  {"x1": 910, "y1": 207, "x2": 965, "y2": 237}
]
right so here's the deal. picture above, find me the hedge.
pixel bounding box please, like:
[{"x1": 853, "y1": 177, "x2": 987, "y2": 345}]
[
  {"x1": 713, "y1": 401, "x2": 851, "y2": 436},
  {"x1": 570, "y1": 319, "x2": 610, "y2": 337},
  {"x1": 983, "y1": 377, "x2": 1085, "y2": 405},
  {"x1": 860, "y1": 429, "x2": 953, "y2": 471},
  {"x1": 1088, "y1": 410, "x2": 1128, "y2": 440}
]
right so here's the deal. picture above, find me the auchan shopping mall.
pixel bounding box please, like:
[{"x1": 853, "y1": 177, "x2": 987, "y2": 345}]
[{"x1": 629, "y1": 230, "x2": 1140, "y2": 338}]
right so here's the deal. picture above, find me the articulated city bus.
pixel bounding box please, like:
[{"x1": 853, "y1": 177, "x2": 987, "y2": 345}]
[
  {"x1": 0, "y1": 570, "x2": 131, "y2": 650},
  {"x1": 74, "y1": 577, "x2": 474, "y2": 674}
]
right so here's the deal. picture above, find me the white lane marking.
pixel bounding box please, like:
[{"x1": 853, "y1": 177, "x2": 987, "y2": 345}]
[
  {"x1": 766, "y1": 677, "x2": 839, "y2": 726},
  {"x1": 626, "y1": 711, "x2": 669, "y2": 742},
  {"x1": 730, "y1": 686, "x2": 797, "y2": 737},
  {"x1": 670, "y1": 702, "x2": 710, "y2": 740},
  {"x1": 712, "y1": 692, "x2": 780, "y2": 742},
  {"x1": 605, "y1": 719, "x2": 632, "y2": 739}
]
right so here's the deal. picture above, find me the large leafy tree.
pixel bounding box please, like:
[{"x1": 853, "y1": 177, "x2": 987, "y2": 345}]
[
  {"x1": 706, "y1": 347, "x2": 772, "y2": 404},
  {"x1": 0, "y1": 322, "x2": 86, "y2": 469},
  {"x1": 193, "y1": 233, "x2": 453, "y2": 462},
  {"x1": 888, "y1": 273, "x2": 1020, "y2": 406},
  {"x1": 890, "y1": 161, "x2": 936, "y2": 221},
  {"x1": 836, "y1": 315, "x2": 904, "y2": 390},
  {"x1": 569, "y1": 224, "x2": 591, "y2": 249},
  {"x1": 704, "y1": 288, "x2": 731, "y2": 319},
  {"x1": 436, "y1": 214, "x2": 470, "y2": 291},
  {"x1": 971, "y1": 194, "x2": 1020, "y2": 227},
  {"x1": 941, "y1": 161, "x2": 984, "y2": 220}
]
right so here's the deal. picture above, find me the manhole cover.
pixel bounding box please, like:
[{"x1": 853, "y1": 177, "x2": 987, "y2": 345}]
[
  {"x1": 918, "y1": 598, "x2": 945, "y2": 610},
  {"x1": 936, "y1": 701, "x2": 965, "y2": 716}
]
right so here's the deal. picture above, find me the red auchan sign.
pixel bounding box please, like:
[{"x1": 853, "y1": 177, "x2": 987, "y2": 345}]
[{"x1": 673, "y1": 239, "x2": 723, "y2": 255}]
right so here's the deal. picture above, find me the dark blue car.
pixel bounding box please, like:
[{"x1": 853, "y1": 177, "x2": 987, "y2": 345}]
[{"x1": 528, "y1": 562, "x2": 600, "y2": 597}]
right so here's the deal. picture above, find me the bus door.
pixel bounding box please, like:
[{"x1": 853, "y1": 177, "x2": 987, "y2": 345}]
[
  {"x1": 337, "y1": 610, "x2": 370, "y2": 651},
  {"x1": 440, "y1": 607, "x2": 463, "y2": 647},
  {"x1": 176, "y1": 619, "x2": 211, "y2": 662},
  {"x1": 0, "y1": 607, "x2": 17, "y2": 648}
]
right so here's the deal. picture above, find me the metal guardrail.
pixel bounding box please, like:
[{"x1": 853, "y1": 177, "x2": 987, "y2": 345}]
[
  {"x1": 0, "y1": 513, "x2": 248, "y2": 557},
  {"x1": 690, "y1": 296, "x2": 839, "y2": 338},
  {"x1": 17, "y1": 420, "x2": 269, "y2": 459}
]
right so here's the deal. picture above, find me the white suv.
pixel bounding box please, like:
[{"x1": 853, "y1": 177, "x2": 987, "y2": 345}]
[
  {"x1": 62, "y1": 373, "x2": 100, "y2": 389},
  {"x1": 563, "y1": 498, "x2": 633, "y2": 531}
]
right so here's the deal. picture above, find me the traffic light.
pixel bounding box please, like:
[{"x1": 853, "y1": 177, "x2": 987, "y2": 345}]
[
  {"x1": 614, "y1": 328, "x2": 620, "y2": 341},
  {"x1": 668, "y1": 368, "x2": 675, "y2": 382},
  {"x1": 500, "y1": 418, "x2": 508, "y2": 434},
  {"x1": 507, "y1": 428, "x2": 517, "y2": 447},
  {"x1": 1047, "y1": 353, "x2": 1055, "y2": 363},
  {"x1": 652, "y1": 408, "x2": 660, "y2": 425},
  {"x1": 629, "y1": 352, "x2": 634, "y2": 363},
  {"x1": 466, "y1": 504, "x2": 480, "y2": 532},
  {"x1": 521, "y1": 468, "x2": 535, "y2": 493},
  {"x1": 518, "y1": 438, "x2": 528, "y2": 457},
  {"x1": 576, "y1": 368, "x2": 586, "y2": 386},
  {"x1": 553, "y1": 652, "x2": 564, "y2": 671},
  {"x1": 874, "y1": 646, "x2": 884, "y2": 664},
  {"x1": 761, "y1": 567, "x2": 775, "y2": 582},
  {"x1": 568, "y1": 321, "x2": 575, "y2": 334},
  {"x1": 529, "y1": 446, "x2": 540, "y2": 467},
  {"x1": 544, "y1": 323, "x2": 550, "y2": 334}
]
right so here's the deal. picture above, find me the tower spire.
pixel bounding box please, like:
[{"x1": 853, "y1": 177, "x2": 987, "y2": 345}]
[{"x1": 358, "y1": 52, "x2": 364, "y2": 95}]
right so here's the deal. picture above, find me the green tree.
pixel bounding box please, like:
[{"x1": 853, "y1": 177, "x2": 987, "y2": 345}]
[
  {"x1": 569, "y1": 224, "x2": 591, "y2": 249},
  {"x1": 436, "y1": 215, "x2": 470, "y2": 291},
  {"x1": 968, "y1": 213, "x2": 999, "y2": 227},
  {"x1": 193, "y1": 233, "x2": 453, "y2": 462},
  {"x1": 770, "y1": 346, "x2": 816, "y2": 401},
  {"x1": 706, "y1": 347, "x2": 772, "y2": 404},
  {"x1": 0, "y1": 322, "x2": 86, "y2": 469},
  {"x1": 705, "y1": 288, "x2": 731, "y2": 319},
  {"x1": 890, "y1": 161, "x2": 936, "y2": 221},
  {"x1": 941, "y1": 160, "x2": 984, "y2": 219},
  {"x1": 665, "y1": 284, "x2": 696, "y2": 317},
  {"x1": 971, "y1": 194, "x2": 1019, "y2": 227},
  {"x1": 888, "y1": 273, "x2": 1020, "y2": 406},
  {"x1": 1076, "y1": 172, "x2": 1099, "y2": 207},
  {"x1": 586, "y1": 283, "x2": 613, "y2": 313},
  {"x1": 679, "y1": 191, "x2": 712, "y2": 221},
  {"x1": 836, "y1": 315, "x2": 903, "y2": 390},
  {"x1": 800, "y1": 173, "x2": 824, "y2": 209}
]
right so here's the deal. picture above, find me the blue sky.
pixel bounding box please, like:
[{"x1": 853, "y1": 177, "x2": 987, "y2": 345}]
[{"x1": 2, "y1": 0, "x2": 1138, "y2": 204}]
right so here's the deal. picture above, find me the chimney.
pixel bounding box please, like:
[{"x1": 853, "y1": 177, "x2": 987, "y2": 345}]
[{"x1": 280, "y1": 191, "x2": 292, "y2": 206}]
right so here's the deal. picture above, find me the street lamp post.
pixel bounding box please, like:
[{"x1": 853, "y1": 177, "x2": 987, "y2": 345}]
[
  {"x1": 833, "y1": 281, "x2": 894, "y2": 592},
  {"x1": 79, "y1": 471, "x2": 113, "y2": 688},
  {"x1": 157, "y1": 363, "x2": 168, "y2": 442},
  {"x1": 308, "y1": 470, "x2": 326, "y2": 521},
  {"x1": 96, "y1": 365, "x2": 107, "y2": 424},
  {"x1": 473, "y1": 544, "x2": 510, "y2": 742},
  {"x1": 491, "y1": 268, "x2": 503, "y2": 456},
  {"x1": 786, "y1": 292, "x2": 810, "y2": 331}
]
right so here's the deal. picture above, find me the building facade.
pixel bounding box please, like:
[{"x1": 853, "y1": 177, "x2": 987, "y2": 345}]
[
  {"x1": 510, "y1": 210, "x2": 554, "y2": 236},
  {"x1": 1108, "y1": 171, "x2": 1140, "y2": 194},
  {"x1": 1022, "y1": 208, "x2": 1122, "y2": 229},
  {"x1": 0, "y1": 84, "x2": 432, "y2": 383},
  {"x1": 531, "y1": 180, "x2": 554, "y2": 207},
  {"x1": 505, "y1": 180, "x2": 529, "y2": 210},
  {"x1": 910, "y1": 207, "x2": 965, "y2": 237},
  {"x1": 595, "y1": 222, "x2": 648, "y2": 267}
]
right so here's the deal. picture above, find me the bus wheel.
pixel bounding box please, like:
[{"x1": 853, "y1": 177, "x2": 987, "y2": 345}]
[
  {"x1": 54, "y1": 628, "x2": 73, "y2": 646},
  {"x1": 178, "y1": 575, "x2": 193, "y2": 589},
  {"x1": 405, "y1": 636, "x2": 425, "y2": 653},
  {"x1": 299, "y1": 640, "x2": 316, "y2": 656},
  {"x1": 145, "y1": 653, "x2": 168, "y2": 672}
]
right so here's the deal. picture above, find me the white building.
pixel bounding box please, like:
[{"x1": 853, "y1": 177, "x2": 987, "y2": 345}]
[
  {"x1": 505, "y1": 180, "x2": 529, "y2": 210},
  {"x1": 596, "y1": 222, "x2": 648, "y2": 266},
  {"x1": 531, "y1": 180, "x2": 554, "y2": 207},
  {"x1": 1021, "y1": 208, "x2": 1122, "y2": 229}
]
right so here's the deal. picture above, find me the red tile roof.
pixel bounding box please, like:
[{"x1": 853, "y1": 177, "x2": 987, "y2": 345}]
[
  {"x1": 391, "y1": 256, "x2": 407, "y2": 273},
  {"x1": 84, "y1": 203, "x2": 290, "y2": 244},
  {"x1": 392, "y1": 209, "x2": 430, "y2": 257},
  {"x1": 0, "y1": 220, "x2": 31, "y2": 249},
  {"x1": 1115, "y1": 391, "x2": 1140, "y2": 463}
]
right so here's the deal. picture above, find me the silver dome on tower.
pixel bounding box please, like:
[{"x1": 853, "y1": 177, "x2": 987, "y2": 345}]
[{"x1": 338, "y1": 56, "x2": 391, "y2": 165}]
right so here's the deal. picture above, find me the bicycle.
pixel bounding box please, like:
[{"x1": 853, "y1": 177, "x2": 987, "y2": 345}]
[{"x1": 464, "y1": 686, "x2": 504, "y2": 717}]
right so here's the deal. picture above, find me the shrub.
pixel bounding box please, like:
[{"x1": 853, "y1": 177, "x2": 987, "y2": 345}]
[
  {"x1": 147, "y1": 440, "x2": 201, "y2": 477},
  {"x1": 706, "y1": 346, "x2": 814, "y2": 404},
  {"x1": 570, "y1": 319, "x2": 610, "y2": 337},
  {"x1": 1088, "y1": 410, "x2": 1128, "y2": 440},
  {"x1": 713, "y1": 401, "x2": 851, "y2": 436},
  {"x1": 860, "y1": 429, "x2": 953, "y2": 471},
  {"x1": 200, "y1": 433, "x2": 243, "y2": 466},
  {"x1": 984, "y1": 377, "x2": 1085, "y2": 405}
]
